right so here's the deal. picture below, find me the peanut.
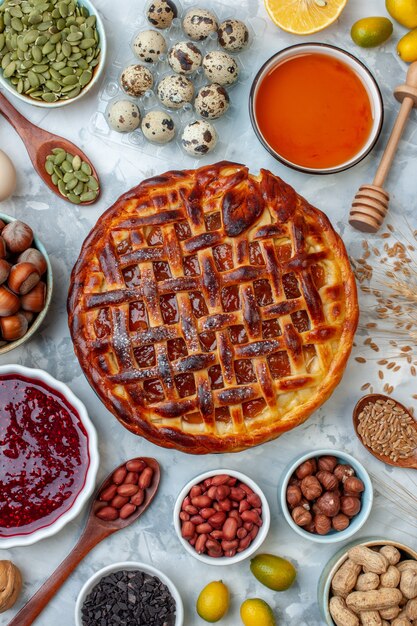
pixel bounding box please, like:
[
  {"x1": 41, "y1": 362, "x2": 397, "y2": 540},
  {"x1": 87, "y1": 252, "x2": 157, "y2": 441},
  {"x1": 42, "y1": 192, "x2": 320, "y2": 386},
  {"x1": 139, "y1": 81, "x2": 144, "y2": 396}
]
[
  {"x1": 330, "y1": 596, "x2": 360, "y2": 626},
  {"x1": 346, "y1": 589, "x2": 403, "y2": 613},
  {"x1": 405, "y1": 598, "x2": 417, "y2": 620},
  {"x1": 332, "y1": 559, "x2": 363, "y2": 597},
  {"x1": 398, "y1": 561, "x2": 417, "y2": 574},
  {"x1": 380, "y1": 606, "x2": 401, "y2": 620},
  {"x1": 380, "y1": 566, "x2": 401, "y2": 589},
  {"x1": 359, "y1": 611, "x2": 382, "y2": 626},
  {"x1": 391, "y1": 618, "x2": 412, "y2": 626},
  {"x1": 356, "y1": 573, "x2": 380, "y2": 592},
  {"x1": 400, "y1": 570, "x2": 417, "y2": 600},
  {"x1": 381, "y1": 622, "x2": 390, "y2": 626},
  {"x1": 380, "y1": 546, "x2": 401, "y2": 565},
  {"x1": 348, "y1": 546, "x2": 389, "y2": 575}
]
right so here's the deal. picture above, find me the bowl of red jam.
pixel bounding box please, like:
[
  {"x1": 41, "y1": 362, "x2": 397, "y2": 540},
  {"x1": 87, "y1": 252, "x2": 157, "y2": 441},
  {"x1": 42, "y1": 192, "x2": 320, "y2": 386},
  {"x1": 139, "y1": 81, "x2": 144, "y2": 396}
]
[{"x1": 0, "y1": 364, "x2": 99, "y2": 548}]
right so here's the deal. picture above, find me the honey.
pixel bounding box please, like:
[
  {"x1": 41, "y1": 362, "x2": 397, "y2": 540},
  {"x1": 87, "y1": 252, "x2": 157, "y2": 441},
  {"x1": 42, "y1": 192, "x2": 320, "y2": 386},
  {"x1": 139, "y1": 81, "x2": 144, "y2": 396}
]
[{"x1": 255, "y1": 53, "x2": 374, "y2": 169}]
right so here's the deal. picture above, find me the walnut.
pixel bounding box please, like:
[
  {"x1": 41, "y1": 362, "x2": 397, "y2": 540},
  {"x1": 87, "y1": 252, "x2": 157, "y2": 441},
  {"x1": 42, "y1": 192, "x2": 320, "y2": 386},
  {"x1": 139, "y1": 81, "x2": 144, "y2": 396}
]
[
  {"x1": 343, "y1": 477, "x2": 365, "y2": 494},
  {"x1": 340, "y1": 496, "x2": 361, "y2": 517},
  {"x1": 0, "y1": 560, "x2": 22, "y2": 613},
  {"x1": 334, "y1": 464, "x2": 355, "y2": 482},
  {"x1": 300, "y1": 475, "x2": 322, "y2": 500},
  {"x1": 332, "y1": 513, "x2": 350, "y2": 532},
  {"x1": 286, "y1": 485, "x2": 302, "y2": 509},
  {"x1": 316, "y1": 491, "x2": 340, "y2": 517},
  {"x1": 317, "y1": 455, "x2": 338, "y2": 472},
  {"x1": 292, "y1": 505, "x2": 312, "y2": 527},
  {"x1": 315, "y1": 513, "x2": 331, "y2": 535},
  {"x1": 295, "y1": 458, "x2": 317, "y2": 479},
  {"x1": 316, "y1": 470, "x2": 339, "y2": 491}
]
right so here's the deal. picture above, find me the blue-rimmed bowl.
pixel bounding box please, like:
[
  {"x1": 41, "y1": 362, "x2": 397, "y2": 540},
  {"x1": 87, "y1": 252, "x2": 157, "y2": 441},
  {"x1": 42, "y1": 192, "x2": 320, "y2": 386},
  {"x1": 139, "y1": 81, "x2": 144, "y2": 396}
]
[
  {"x1": 279, "y1": 449, "x2": 373, "y2": 544},
  {"x1": 318, "y1": 538, "x2": 417, "y2": 625}
]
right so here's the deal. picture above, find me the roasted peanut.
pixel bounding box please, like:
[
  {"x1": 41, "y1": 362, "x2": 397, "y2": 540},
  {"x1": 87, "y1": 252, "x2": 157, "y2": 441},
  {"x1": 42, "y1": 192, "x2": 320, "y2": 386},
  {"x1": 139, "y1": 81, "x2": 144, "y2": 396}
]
[
  {"x1": 346, "y1": 588, "x2": 403, "y2": 613},
  {"x1": 405, "y1": 597, "x2": 417, "y2": 620},
  {"x1": 359, "y1": 611, "x2": 382, "y2": 626},
  {"x1": 356, "y1": 573, "x2": 380, "y2": 592},
  {"x1": 400, "y1": 569, "x2": 417, "y2": 600},
  {"x1": 138, "y1": 467, "x2": 153, "y2": 489},
  {"x1": 380, "y1": 606, "x2": 401, "y2": 620},
  {"x1": 397, "y1": 561, "x2": 417, "y2": 573},
  {"x1": 380, "y1": 546, "x2": 401, "y2": 565},
  {"x1": 391, "y1": 618, "x2": 412, "y2": 626},
  {"x1": 380, "y1": 565, "x2": 401, "y2": 588},
  {"x1": 348, "y1": 546, "x2": 389, "y2": 575},
  {"x1": 329, "y1": 596, "x2": 360, "y2": 626},
  {"x1": 332, "y1": 559, "x2": 362, "y2": 597}
]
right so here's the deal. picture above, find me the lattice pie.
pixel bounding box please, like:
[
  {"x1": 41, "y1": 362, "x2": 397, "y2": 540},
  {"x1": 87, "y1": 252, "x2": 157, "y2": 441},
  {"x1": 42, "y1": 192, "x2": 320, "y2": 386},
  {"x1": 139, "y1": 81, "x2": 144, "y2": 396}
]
[{"x1": 68, "y1": 162, "x2": 358, "y2": 454}]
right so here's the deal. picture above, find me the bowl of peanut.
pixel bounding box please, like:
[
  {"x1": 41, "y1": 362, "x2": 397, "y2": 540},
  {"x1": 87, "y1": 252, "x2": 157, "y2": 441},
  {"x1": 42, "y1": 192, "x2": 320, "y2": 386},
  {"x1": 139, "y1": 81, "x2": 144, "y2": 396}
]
[
  {"x1": 279, "y1": 449, "x2": 373, "y2": 544},
  {"x1": 319, "y1": 538, "x2": 417, "y2": 625}
]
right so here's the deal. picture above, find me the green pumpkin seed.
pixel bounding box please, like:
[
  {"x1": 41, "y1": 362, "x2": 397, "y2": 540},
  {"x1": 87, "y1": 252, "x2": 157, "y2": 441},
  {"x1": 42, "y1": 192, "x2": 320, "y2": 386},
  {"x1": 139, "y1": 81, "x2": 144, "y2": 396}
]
[
  {"x1": 80, "y1": 190, "x2": 96, "y2": 202},
  {"x1": 27, "y1": 70, "x2": 39, "y2": 87},
  {"x1": 32, "y1": 45, "x2": 42, "y2": 62},
  {"x1": 32, "y1": 63, "x2": 48, "y2": 72},
  {"x1": 51, "y1": 173, "x2": 58, "y2": 185},
  {"x1": 45, "y1": 159, "x2": 54, "y2": 175},
  {"x1": 72, "y1": 154, "x2": 81, "y2": 170},
  {"x1": 66, "y1": 31, "x2": 82, "y2": 42},
  {"x1": 11, "y1": 17, "x2": 23, "y2": 32},
  {"x1": 57, "y1": 179, "x2": 67, "y2": 196},
  {"x1": 87, "y1": 176, "x2": 98, "y2": 191},
  {"x1": 66, "y1": 177, "x2": 78, "y2": 191},
  {"x1": 3, "y1": 60, "x2": 15, "y2": 77},
  {"x1": 62, "y1": 73, "x2": 77, "y2": 85},
  {"x1": 74, "y1": 169, "x2": 88, "y2": 182},
  {"x1": 73, "y1": 180, "x2": 84, "y2": 195},
  {"x1": 79, "y1": 68, "x2": 91, "y2": 87},
  {"x1": 42, "y1": 91, "x2": 57, "y2": 102},
  {"x1": 81, "y1": 161, "x2": 92, "y2": 176},
  {"x1": 45, "y1": 79, "x2": 60, "y2": 91},
  {"x1": 61, "y1": 160, "x2": 73, "y2": 173},
  {"x1": 63, "y1": 84, "x2": 80, "y2": 98},
  {"x1": 42, "y1": 42, "x2": 54, "y2": 55},
  {"x1": 67, "y1": 193, "x2": 81, "y2": 204}
]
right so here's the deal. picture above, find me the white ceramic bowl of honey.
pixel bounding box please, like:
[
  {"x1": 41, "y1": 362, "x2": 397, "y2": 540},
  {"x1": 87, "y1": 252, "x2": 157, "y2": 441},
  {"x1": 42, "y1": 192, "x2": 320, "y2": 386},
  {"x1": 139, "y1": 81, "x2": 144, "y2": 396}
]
[{"x1": 249, "y1": 43, "x2": 383, "y2": 175}]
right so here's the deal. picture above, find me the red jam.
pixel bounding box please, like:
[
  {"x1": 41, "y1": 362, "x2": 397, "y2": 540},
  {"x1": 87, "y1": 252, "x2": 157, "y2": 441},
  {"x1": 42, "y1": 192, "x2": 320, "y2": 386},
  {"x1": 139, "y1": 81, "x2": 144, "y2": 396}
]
[{"x1": 0, "y1": 374, "x2": 89, "y2": 537}]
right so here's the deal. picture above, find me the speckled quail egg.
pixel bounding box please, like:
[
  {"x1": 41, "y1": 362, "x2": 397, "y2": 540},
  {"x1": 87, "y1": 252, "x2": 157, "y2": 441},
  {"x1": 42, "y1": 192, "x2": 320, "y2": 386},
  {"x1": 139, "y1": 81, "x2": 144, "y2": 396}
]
[
  {"x1": 182, "y1": 8, "x2": 218, "y2": 41},
  {"x1": 107, "y1": 100, "x2": 141, "y2": 133},
  {"x1": 195, "y1": 83, "x2": 229, "y2": 119},
  {"x1": 157, "y1": 74, "x2": 194, "y2": 109},
  {"x1": 181, "y1": 120, "x2": 217, "y2": 156},
  {"x1": 133, "y1": 30, "x2": 167, "y2": 63},
  {"x1": 218, "y1": 19, "x2": 249, "y2": 52},
  {"x1": 202, "y1": 50, "x2": 239, "y2": 86},
  {"x1": 168, "y1": 41, "x2": 202, "y2": 75},
  {"x1": 142, "y1": 110, "x2": 175, "y2": 144},
  {"x1": 120, "y1": 65, "x2": 153, "y2": 97},
  {"x1": 146, "y1": 0, "x2": 177, "y2": 29}
]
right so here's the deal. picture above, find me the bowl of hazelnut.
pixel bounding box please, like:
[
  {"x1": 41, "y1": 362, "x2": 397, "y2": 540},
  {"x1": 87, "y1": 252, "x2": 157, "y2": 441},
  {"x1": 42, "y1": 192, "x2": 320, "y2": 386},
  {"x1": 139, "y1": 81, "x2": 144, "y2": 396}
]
[
  {"x1": 279, "y1": 449, "x2": 373, "y2": 544},
  {"x1": 0, "y1": 215, "x2": 52, "y2": 354}
]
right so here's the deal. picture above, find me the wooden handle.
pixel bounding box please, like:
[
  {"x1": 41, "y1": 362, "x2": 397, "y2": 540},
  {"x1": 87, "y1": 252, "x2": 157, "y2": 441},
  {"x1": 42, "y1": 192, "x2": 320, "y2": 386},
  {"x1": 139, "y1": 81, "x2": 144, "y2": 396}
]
[
  {"x1": 8, "y1": 522, "x2": 112, "y2": 626},
  {"x1": 0, "y1": 92, "x2": 46, "y2": 160}
]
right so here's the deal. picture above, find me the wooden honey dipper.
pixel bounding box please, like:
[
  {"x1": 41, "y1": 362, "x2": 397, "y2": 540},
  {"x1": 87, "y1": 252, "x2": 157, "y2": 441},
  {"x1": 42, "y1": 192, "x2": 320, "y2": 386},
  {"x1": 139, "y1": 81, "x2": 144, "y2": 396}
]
[{"x1": 349, "y1": 61, "x2": 417, "y2": 233}]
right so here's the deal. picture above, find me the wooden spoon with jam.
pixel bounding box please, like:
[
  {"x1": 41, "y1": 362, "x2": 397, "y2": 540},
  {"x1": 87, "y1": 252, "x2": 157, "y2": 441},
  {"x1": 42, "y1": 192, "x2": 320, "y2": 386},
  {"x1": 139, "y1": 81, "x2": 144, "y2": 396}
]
[
  {"x1": 8, "y1": 457, "x2": 160, "y2": 626},
  {"x1": 353, "y1": 394, "x2": 417, "y2": 469}
]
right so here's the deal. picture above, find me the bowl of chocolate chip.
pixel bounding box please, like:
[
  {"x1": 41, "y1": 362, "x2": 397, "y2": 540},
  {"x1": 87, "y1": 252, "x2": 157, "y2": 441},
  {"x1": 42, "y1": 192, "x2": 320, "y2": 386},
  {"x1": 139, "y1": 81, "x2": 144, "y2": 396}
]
[{"x1": 279, "y1": 449, "x2": 373, "y2": 544}]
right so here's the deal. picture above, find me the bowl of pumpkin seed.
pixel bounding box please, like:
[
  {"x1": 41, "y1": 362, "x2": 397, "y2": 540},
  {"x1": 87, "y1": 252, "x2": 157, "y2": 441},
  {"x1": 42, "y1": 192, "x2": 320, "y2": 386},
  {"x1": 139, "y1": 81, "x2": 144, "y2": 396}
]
[{"x1": 0, "y1": 0, "x2": 106, "y2": 107}]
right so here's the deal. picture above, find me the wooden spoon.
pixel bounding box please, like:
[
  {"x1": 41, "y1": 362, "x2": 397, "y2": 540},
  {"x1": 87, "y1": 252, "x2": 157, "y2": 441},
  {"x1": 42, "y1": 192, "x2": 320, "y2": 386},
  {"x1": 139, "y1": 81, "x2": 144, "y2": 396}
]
[
  {"x1": 8, "y1": 457, "x2": 160, "y2": 626},
  {"x1": 0, "y1": 91, "x2": 100, "y2": 206},
  {"x1": 353, "y1": 394, "x2": 417, "y2": 469}
]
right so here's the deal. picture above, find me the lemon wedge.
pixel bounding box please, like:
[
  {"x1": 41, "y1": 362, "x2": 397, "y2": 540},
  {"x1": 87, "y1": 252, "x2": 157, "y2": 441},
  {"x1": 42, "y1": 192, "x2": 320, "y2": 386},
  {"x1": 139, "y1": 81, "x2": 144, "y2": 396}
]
[{"x1": 264, "y1": 0, "x2": 348, "y2": 35}]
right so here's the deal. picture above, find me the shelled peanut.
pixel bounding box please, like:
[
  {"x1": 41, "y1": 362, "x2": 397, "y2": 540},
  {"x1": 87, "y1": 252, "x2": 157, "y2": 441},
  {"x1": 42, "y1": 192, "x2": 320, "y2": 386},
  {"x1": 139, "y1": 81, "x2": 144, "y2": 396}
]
[
  {"x1": 179, "y1": 474, "x2": 263, "y2": 559},
  {"x1": 96, "y1": 459, "x2": 154, "y2": 521},
  {"x1": 329, "y1": 543, "x2": 417, "y2": 626},
  {"x1": 286, "y1": 455, "x2": 365, "y2": 536},
  {"x1": 0, "y1": 219, "x2": 48, "y2": 344}
]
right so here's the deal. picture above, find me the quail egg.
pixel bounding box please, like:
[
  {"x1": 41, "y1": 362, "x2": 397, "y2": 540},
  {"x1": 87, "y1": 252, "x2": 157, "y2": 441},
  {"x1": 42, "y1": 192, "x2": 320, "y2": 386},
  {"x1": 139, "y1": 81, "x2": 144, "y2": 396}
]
[
  {"x1": 218, "y1": 19, "x2": 249, "y2": 52},
  {"x1": 182, "y1": 8, "x2": 218, "y2": 41},
  {"x1": 120, "y1": 64, "x2": 153, "y2": 97},
  {"x1": 168, "y1": 41, "x2": 202, "y2": 75},
  {"x1": 157, "y1": 74, "x2": 194, "y2": 109},
  {"x1": 202, "y1": 51, "x2": 239, "y2": 86},
  {"x1": 142, "y1": 110, "x2": 175, "y2": 144},
  {"x1": 146, "y1": 0, "x2": 177, "y2": 29},
  {"x1": 181, "y1": 120, "x2": 217, "y2": 156},
  {"x1": 107, "y1": 100, "x2": 141, "y2": 133},
  {"x1": 195, "y1": 83, "x2": 229, "y2": 119},
  {"x1": 132, "y1": 30, "x2": 167, "y2": 63}
]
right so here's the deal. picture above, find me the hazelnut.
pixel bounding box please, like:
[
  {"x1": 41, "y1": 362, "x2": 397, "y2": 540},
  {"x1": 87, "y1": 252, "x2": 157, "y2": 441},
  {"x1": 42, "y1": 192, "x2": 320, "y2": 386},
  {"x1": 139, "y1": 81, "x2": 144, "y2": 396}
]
[
  {"x1": 317, "y1": 455, "x2": 338, "y2": 472},
  {"x1": 316, "y1": 491, "x2": 340, "y2": 517},
  {"x1": 0, "y1": 260, "x2": 11, "y2": 285},
  {"x1": 0, "y1": 236, "x2": 6, "y2": 259},
  {"x1": 301, "y1": 475, "x2": 322, "y2": 500},
  {"x1": 343, "y1": 477, "x2": 365, "y2": 494},
  {"x1": 289, "y1": 476, "x2": 301, "y2": 487},
  {"x1": 0, "y1": 313, "x2": 28, "y2": 342},
  {"x1": 2, "y1": 220, "x2": 33, "y2": 254},
  {"x1": 0, "y1": 286, "x2": 20, "y2": 317},
  {"x1": 20, "y1": 310, "x2": 34, "y2": 324},
  {"x1": 0, "y1": 220, "x2": 5, "y2": 232},
  {"x1": 334, "y1": 464, "x2": 355, "y2": 482},
  {"x1": 17, "y1": 248, "x2": 47, "y2": 275},
  {"x1": 332, "y1": 513, "x2": 350, "y2": 532},
  {"x1": 8, "y1": 263, "x2": 40, "y2": 295},
  {"x1": 315, "y1": 513, "x2": 331, "y2": 535},
  {"x1": 20, "y1": 281, "x2": 46, "y2": 313},
  {"x1": 286, "y1": 485, "x2": 302, "y2": 509},
  {"x1": 340, "y1": 496, "x2": 361, "y2": 518},
  {"x1": 0, "y1": 560, "x2": 22, "y2": 613},
  {"x1": 316, "y1": 470, "x2": 339, "y2": 491},
  {"x1": 304, "y1": 519, "x2": 316, "y2": 534},
  {"x1": 295, "y1": 458, "x2": 317, "y2": 479},
  {"x1": 292, "y1": 505, "x2": 312, "y2": 527}
]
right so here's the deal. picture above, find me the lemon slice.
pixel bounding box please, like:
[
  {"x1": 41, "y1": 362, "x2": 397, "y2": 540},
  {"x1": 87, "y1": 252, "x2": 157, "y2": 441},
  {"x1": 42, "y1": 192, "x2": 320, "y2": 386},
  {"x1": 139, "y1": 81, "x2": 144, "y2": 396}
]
[{"x1": 264, "y1": 0, "x2": 348, "y2": 35}]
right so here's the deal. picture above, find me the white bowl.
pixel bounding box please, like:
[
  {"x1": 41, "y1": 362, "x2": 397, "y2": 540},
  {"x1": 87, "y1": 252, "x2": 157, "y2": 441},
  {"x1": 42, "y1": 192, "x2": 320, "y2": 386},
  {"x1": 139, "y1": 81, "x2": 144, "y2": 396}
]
[
  {"x1": 0, "y1": 0, "x2": 107, "y2": 108},
  {"x1": 173, "y1": 469, "x2": 270, "y2": 566},
  {"x1": 279, "y1": 449, "x2": 373, "y2": 544},
  {"x1": 0, "y1": 364, "x2": 99, "y2": 548},
  {"x1": 75, "y1": 561, "x2": 184, "y2": 626}
]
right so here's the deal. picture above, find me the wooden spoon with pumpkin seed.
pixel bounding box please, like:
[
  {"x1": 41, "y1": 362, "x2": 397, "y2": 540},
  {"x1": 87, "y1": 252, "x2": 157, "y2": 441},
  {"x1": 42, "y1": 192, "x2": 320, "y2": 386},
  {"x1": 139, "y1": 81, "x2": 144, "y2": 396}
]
[{"x1": 0, "y1": 90, "x2": 100, "y2": 205}]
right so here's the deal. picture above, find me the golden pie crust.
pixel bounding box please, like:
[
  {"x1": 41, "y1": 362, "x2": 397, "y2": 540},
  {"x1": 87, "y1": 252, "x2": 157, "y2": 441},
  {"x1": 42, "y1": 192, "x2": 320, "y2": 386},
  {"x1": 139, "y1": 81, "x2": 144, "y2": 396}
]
[{"x1": 68, "y1": 162, "x2": 358, "y2": 454}]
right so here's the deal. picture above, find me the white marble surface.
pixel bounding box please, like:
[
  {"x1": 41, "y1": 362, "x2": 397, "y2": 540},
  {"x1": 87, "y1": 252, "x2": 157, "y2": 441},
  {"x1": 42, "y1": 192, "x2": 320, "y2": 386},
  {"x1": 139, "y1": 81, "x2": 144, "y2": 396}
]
[{"x1": 1, "y1": 1, "x2": 417, "y2": 625}]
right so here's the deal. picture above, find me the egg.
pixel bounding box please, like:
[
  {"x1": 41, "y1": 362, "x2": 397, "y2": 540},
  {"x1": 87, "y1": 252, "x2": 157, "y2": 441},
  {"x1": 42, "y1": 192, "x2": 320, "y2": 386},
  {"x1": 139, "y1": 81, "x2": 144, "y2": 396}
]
[
  {"x1": 146, "y1": 0, "x2": 177, "y2": 29},
  {"x1": 195, "y1": 83, "x2": 230, "y2": 119},
  {"x1": 0, "y1": 150, "x2": 16, "y2": 201},
  {"x1": 132, "y1": 30, "x2": 167, "y2": 63},
  {"x1": 168, "y1": 41, "x2": 202, "y2": 75},
  {"x1": 218, "y1": 19, "x2": 249, "y2": 52},
  {"x1": 107, "y1": 100, "x2": 141, "y2": 133},
  {"x1": 181, "y1": 120, "x2": 217, "y2": 156},
  {"x1": 157, "y1": 74, "x2": 194, "y2": 109},
  {"x1": 202, "y1": 50, "x2": 239, "y2": 86},
  {"x1": 142, "y1": 110, "x2": 175, "y2": 144},
  {"x1": 182, "y1": 8, "x2": 218, "y2": 41},
  {"x1": 120, "y1": 64, "x2": 153, "y2": 97}
]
